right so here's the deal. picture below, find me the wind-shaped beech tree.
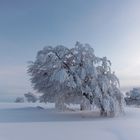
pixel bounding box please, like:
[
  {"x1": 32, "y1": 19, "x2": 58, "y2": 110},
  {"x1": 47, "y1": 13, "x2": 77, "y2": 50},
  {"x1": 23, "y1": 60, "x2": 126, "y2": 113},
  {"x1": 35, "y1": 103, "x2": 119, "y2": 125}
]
[{"x1": 28, "y1": 42, "x2": 124, "y2": 117}]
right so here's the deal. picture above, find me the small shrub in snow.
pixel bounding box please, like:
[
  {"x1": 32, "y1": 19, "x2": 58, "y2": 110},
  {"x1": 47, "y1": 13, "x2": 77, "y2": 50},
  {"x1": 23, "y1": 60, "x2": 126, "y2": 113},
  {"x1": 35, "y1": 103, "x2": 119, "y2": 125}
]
[
  {"x1": 15, "y1": 97, "x2": 24, "y2": 103},
  {"x1": 24, "y1": 92, "x2": 38, "y2": 103}
]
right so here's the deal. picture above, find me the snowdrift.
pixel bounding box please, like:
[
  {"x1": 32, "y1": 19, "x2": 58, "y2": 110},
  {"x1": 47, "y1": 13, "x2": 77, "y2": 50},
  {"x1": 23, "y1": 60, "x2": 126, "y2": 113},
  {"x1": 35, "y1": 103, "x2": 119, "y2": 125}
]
[{"x1": 0, "y1": 103, "x2": 139, "y2": 140}]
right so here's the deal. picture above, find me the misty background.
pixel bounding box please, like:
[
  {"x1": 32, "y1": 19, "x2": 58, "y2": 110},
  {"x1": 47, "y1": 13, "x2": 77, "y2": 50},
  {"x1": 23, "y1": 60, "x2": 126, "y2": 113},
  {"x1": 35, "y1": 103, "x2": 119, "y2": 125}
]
[{"x1": 0, "y1": 0, "x2": 140, "y2": 101}]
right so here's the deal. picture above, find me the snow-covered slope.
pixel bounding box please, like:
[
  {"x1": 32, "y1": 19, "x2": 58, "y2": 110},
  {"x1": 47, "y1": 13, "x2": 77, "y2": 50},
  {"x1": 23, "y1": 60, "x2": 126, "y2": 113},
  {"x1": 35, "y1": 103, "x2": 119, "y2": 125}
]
[{"x1": 0, "y1": 103, "x2": 139, "y2": 140}]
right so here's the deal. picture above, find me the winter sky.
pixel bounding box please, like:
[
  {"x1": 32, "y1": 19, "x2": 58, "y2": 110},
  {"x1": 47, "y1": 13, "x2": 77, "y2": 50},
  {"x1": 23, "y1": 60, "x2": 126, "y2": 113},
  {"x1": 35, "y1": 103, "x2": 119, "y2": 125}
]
[{"x1": 0, "y1": 0, "x2": 140, "y2": 97}]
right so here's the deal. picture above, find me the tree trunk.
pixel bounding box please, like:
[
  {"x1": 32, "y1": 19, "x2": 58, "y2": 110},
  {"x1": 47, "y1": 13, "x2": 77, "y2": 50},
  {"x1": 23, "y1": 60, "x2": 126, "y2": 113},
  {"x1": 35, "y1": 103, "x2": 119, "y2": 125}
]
[
  {"x1": 55, "y1": 95, "x2": 66, "y2": 111},
  {"x1": 100, "y1": 104, "x2": 107, "y2": 117},
  {"x1": 80, "y1": 97, "x2": 91, "y2": 111}
]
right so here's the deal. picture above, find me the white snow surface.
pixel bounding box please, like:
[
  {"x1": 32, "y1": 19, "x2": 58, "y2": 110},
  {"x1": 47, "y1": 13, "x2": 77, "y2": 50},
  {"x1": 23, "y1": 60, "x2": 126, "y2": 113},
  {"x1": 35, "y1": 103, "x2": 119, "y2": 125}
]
[{"x1": 0, "y1": 103, "x2": 139, "y2": 140}]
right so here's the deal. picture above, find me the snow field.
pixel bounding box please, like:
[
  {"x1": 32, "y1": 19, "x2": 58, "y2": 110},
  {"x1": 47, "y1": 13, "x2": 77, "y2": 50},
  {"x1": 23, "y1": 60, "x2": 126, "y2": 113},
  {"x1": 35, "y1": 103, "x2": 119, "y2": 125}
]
[{"x1": 0, "y1": 103, "x2": 139, "y2": 140}]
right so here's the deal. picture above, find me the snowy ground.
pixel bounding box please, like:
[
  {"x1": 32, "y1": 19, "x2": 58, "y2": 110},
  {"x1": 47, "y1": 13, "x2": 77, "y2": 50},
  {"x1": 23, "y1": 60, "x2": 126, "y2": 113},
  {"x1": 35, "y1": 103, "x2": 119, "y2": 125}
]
[{"x1": 0, "y1": 103, "x2": 140, "y2": 140}]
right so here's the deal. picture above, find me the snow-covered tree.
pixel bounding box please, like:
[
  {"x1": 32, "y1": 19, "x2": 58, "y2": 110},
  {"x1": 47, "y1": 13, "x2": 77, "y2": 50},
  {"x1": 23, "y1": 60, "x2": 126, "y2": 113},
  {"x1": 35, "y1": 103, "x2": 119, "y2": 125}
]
[
  {"x1": 24, "y1": 92, "x2": 38, "y2": 103},
  {"x1": 125, "y1": 88, "x2": 140, "y2": 105},
  {"x1": 130, "y1": 88, "x2": 140, "y2": 100},
  {"x1": 28, "y1": 42, "x2": 124, "y2": 117}
]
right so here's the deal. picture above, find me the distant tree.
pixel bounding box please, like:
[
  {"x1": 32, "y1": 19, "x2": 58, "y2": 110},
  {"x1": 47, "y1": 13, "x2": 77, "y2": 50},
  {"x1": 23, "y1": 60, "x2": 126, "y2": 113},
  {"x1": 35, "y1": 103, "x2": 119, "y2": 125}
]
[
  {"x1": 15, "y1": 97, "x2": 24, "y2": 103},
  {"x1": 24, "y1": 92, "x2": 38, "y2": 103},
  {"x1": 28, "y1": 42, "x2": 124, "y2": 117},
  {"x1": 125, "y1": 88, "x2": 140, "y2": 105}
]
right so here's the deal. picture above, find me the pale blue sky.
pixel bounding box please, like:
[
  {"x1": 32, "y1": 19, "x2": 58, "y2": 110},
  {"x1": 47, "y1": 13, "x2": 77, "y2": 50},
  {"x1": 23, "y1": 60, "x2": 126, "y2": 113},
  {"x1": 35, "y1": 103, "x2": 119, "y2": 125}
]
[{"x1": 0, "y1": 0, "x2": 140, "y2": 97}]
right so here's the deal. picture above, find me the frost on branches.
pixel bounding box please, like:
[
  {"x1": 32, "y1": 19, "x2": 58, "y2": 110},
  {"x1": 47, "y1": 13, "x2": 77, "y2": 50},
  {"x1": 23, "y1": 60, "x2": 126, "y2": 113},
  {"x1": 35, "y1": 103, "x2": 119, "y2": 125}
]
[
  {"x1": 24, "y1": 92, "x2": 38, "y2": 103},
  {"x1": 125, "y1": 88, "x2": 140, "y2": 106},
  {"x1": 28, "y1": 42, "x2": 124, "y2": 117}
]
